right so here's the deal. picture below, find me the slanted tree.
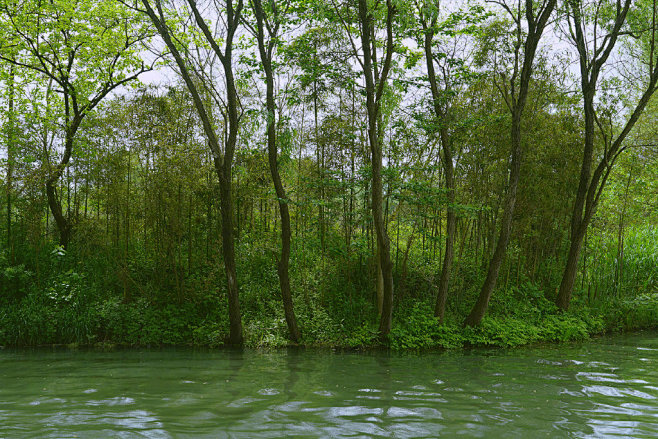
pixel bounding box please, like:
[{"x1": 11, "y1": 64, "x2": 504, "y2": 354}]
[
  {"x1": 464, "y1": 0, "x2": 557, "y2": 326},
  {"x1": 556, "y1": 0, "x2": 658, "y2": 310},
  {"x1": 413, "y1": 1, "x2": 488, "y2": 323}
]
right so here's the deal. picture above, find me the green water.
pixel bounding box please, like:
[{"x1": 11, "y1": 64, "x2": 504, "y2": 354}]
[{"x1": 2, "y1": 333, "x2": 658, "y2": 438}]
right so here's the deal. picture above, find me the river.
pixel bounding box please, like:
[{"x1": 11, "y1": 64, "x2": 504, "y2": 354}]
[{"x1": 1, "y1": 332, "x2": 658, "y2": 438}]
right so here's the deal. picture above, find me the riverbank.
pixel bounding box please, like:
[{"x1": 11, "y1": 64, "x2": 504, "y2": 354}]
[{"x1": 2, "y1": 288, "x2": 656, "y2": 350}]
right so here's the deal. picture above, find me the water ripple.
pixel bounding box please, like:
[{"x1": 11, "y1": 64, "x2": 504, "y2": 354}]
[{"x1": 2, "y1": 331, "x2": 658, "y2": 438}]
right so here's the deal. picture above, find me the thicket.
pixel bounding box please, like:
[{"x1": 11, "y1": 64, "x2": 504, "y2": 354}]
[
  {"x1": 0, "y1": 0, "x2": 657, "y2": 349},
  {"x1": 0, "y1": 195, "x2": 655, "y2": 349}
]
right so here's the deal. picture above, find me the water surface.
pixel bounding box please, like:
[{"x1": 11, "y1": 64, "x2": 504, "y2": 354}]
[{"x1": 2, "y1": 332, "x2": 658, "y2": 438}]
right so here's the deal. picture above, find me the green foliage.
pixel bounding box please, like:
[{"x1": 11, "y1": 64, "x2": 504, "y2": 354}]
[
  {"x1": 385, "y1": 289, "x2": 607, "y2": 350},
  {"x1": 599, "y1": 293, "x2": 658, "y2": 333},
  {"x1": 344, "y1": 323, "x2": 380, "y2": 348},
  {"x1": 297, "y1": 296, "x2": 343, "y2": 344},
  {"x1": 0, "y1": 0, "x2": 657, "y2": 353},
  {"x1": 0, "y1": 238, "x2": 654, "y2": 350},
  {"x1": 581, "y1": 226, "x2": 658, "y2": 302},
  {"x1": 462, "y1": 317, "x2": 540, "y2": 347},
  {"x1": 0, "y1": 257, "x2": 32, "y2": 301},
  {"x1": 244, "y1": 317, "x2": 290, "y2": 348},
  {"x1": 538, "y1": 314, "x2": 600, "y2": 343},
  {"x1": 390, "y1": 303, "x2": 463, "y2": 349}
]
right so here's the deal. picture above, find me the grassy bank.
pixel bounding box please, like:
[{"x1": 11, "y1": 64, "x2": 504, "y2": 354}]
[
  {"x1": 1, "y1": 226, "x2": 656, "y2": 350},
  {"x1": 1, "y1": 279, "x2": 656, "y2": 350}
]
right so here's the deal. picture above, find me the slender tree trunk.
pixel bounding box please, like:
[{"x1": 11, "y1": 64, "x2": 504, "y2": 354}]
[
  {"x1": 252, "y1": 0, "x2": 301, "y2": 342},
  {"x1": 66, "y1": 163, "x2": 71, "y2": 221},
  {"x1": 218, "y1": 169, "x2": 243, "y2": 344},
  {"x1": 464, "y1": 0, "x2": 556, "y2": 326},
  {"x1": 46, "y1": 121, "x2": 79, "y2": 249},
  {"x1": 418, "y1": 3, "x2": 459, "y2": 323},
  {"x1": 126, "y1": 146, "x2": 132, "y2": 251},
  {"x1": 435, "y1": 196, "x2": 455, "y2": 322},
  {"x1": 142, "y1": 0, "x2": 245, "y2": 344},
  {"x1": 84, "y1": 171, "x2": 89, "y2": 220},
  {"x1": 556, "y1": 0, "x2": 657, "y2": 309},
  {"x1": 615, "y1": 163, "x2": 633, "y2": 294},
  {"x1": 313, "y1": 65, "x2": 325, "y2": 256},
  {"x1": 464, "y1": 113, "x2": 523, "y2": 326},
  {"x1": 433, "y1": 127, "x2": 455, "y2": 322},
  {"x1": 556, "y1": 88, "x2": 595, "y2": 309},
  {"x1": 220, "y1": 55, "x2": 243, "y2": 345},
  {"x1": 5, "y1": 65, "x2": 14, "y2": 259},
  {"x1": 376, "y1": 247, "x2": 384, "y2": 316},
  {"x1": 556, "y1": 225, "x2": 586, "y2": 309},
  {"x1": 399, "y1": 232, "x2": 414, "y2": 293},
  {"x1": 357, "y1": 0, "x2": 395, "y2": 336}
]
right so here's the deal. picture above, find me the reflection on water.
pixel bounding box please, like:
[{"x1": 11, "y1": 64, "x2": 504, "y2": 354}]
[{"x1": 1, "y1": 332, "x2": 658, "y2": 438}]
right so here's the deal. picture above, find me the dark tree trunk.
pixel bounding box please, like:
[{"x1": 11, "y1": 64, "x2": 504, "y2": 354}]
[
  {"x1": 464, "y1": 113, "x2": 523, "y2": 326},
  {"x1": 464, "y1": 0, "x2": 556, "y2": 326},
  {"x1": 421, "y1": 22, "x2": 456, "y2": 323},
  {"x1": 435, "y1": 191, "x2": 455, "y2": 321},
  {"x1": 6, "y1": 65, "x2": 14, "y2": 259},
  {"x1": 556, "y1": 226, "x2": 585, "y2": 310},
  {"x1": 222, "y1": 47, "x2": 244, "y2": 345},
  {"x1": 252, "y1": 0, "x2": 301, "y2": 343},
  {"x1": 434, "y1": 129, "x2": 455, "y2": 323},
  {"x1": 556, "y1": 0, "x2": 658, "y2": 310},
  {"x1": 357, "y1": 0, "x2": 396, "y2": 336},
  {"x1": 46, "y1": 117, "x2": 80, "y2": 249},
  {"x1": 218, "y1": 169, "x2": 243, "y2": 344},
  {"x1": 141, "y1": 0, "x2": 245, "y2": 344}
]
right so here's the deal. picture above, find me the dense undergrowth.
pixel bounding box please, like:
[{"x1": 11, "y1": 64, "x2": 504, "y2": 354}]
[{"x1": 1, "y1": 226, "x2": 656, "y2": 350}]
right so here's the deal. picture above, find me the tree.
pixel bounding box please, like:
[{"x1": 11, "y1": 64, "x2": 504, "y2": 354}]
[
  {"x1": 2, "y1": 64, "x2": 15, "y2": 258},
  {"x1": 246, "y1": 0, "x2": 301, "y2": 342},
  {"x1": 136, "y1": 0, "x2": 245, "y2": 344},
  {"x1": 349, "y1": 0, "x2": 397, "y2": 336},
  {"x1": 556, "y1": 0, "x2": 658, "y2": 310},
  {"x1": 0, "y1": 0, "x2": 152, "y2": 248},
  {"x1": 464, "y1": 0, "x2": 556, "y2": 326},
  {"x1": 413, "y1": 1, "x2": 488, "y2": 323}
]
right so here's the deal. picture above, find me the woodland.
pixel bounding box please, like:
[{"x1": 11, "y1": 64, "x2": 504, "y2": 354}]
[{"x1": 0, "y1": 0, "x2": 657, "y2": 348}]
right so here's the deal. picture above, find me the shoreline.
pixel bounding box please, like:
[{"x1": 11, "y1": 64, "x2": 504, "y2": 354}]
[{"x1": 2, "y1": 317, "x2": 655, "y2": 353}]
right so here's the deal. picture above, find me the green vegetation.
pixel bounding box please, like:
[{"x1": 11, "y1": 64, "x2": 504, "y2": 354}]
[
  {"x1": 0, "y1": 0, "x2": 657, "y2": 349},
  {"x1": 0, "y1": 224, "x2": 656, "y2": 349}
]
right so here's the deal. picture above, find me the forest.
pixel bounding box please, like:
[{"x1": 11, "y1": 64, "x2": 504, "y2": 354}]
[{"x1": 0, "y1": 0, "x2": 657, "y2": 349}]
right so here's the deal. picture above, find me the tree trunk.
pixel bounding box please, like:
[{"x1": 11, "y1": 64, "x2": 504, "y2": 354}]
[
  {"x1": 376, "y1": 249, "x2": 384, "y2": 316},
  {"x1": 433, "y1": 128, "x2": 455, "y2": 322},
  {"x1": 420, "y1": 20, "x2": 457, "y2": 323},
  {"x1": 464, "y1": 114, "x2": 522, "y2": 326},
  {"x1": 556, "y1": 226, "x2": 585, "y2": 310},
  {"x1": 218, "y1": 169, "x2": 243, "y2": 345},
  {"x1": 357, "y1": 0, "x2": 396, "y2": 336},
  {"x1": 252, "y1": 0, "x2": 301, "y2": 342},
  {"x1": 46, "y1": 120, "x2": 80, "y2": 249},
  {"x1": 5, "y1": 65, "x2": 14, "y2": 259},
  {"x1": 615, "y1": 164, "x2": 633, "y2": 295},
  {"x1": 142, "y1": 0, "x2": 245, "y2": 344},
  {"x1": 220, "y1": 47, "x2": 244, "y2": 346},
  {"x1": 556, "y1": 0, "x2": 656, "y2": 309},
  {"x1": 463, "y1": 0, "x2": 556, "y2": 326}
]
